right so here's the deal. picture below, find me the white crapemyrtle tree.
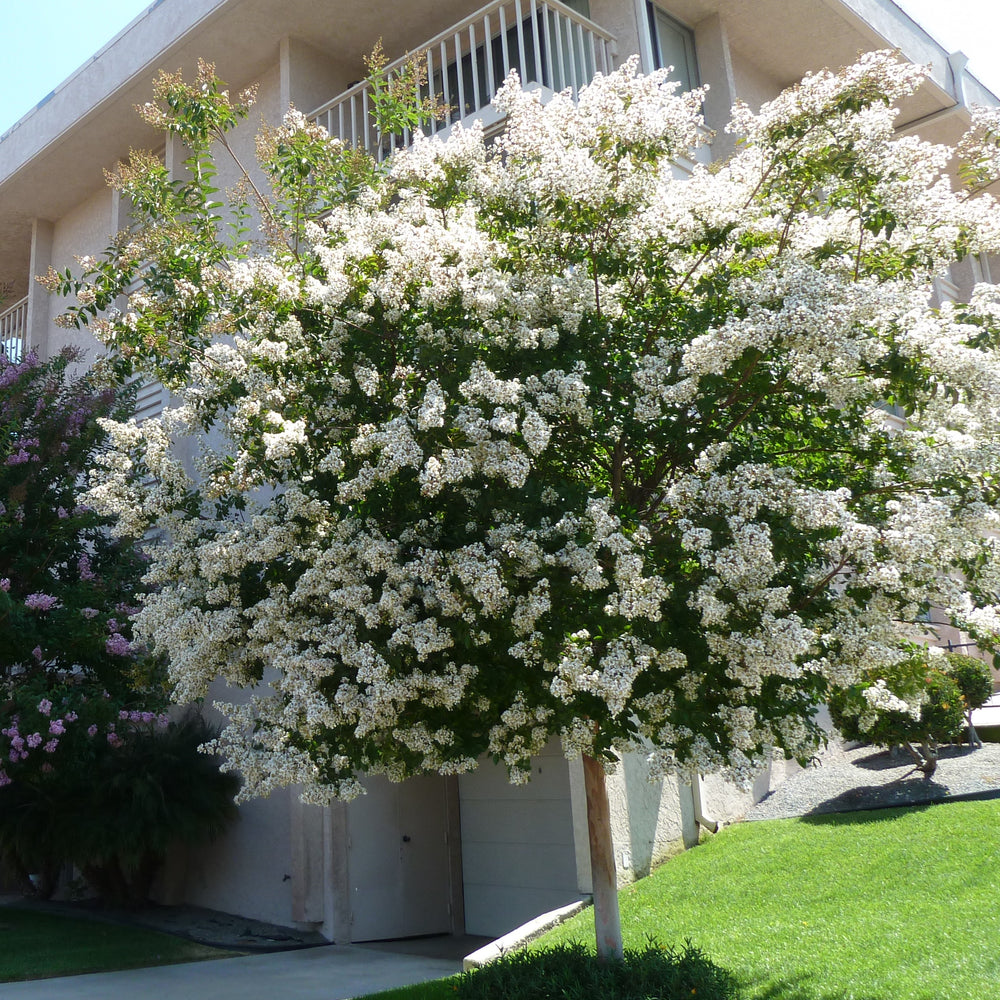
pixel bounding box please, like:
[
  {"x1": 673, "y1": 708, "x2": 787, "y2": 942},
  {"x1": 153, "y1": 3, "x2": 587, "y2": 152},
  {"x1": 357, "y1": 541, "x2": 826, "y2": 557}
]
[{"x1": 49, "y1": 53, "x2": 1000, "y2": 958}]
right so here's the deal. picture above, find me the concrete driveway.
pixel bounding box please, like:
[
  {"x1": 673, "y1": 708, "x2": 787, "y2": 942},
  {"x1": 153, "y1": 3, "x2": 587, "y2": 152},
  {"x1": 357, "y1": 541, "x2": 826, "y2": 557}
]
[{"x1": 0, "y1": 943, "x2": 460, "y2": 1000}]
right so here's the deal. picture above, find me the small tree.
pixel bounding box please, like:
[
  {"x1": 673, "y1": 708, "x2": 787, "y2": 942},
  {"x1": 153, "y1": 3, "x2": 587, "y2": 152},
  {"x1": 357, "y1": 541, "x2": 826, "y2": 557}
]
[
  {"x1": 50, "y1": 53, "x2": 1000, "y2": 956},
  {"x1": 828, "y1": 650, "x2": 965, "y2": 776},
  {"x1": 943, "y1": 651, "x2": 994, "y2": 747},
  {"x1": 0, "y1": 348, "x2": 150, "y2": 696}
]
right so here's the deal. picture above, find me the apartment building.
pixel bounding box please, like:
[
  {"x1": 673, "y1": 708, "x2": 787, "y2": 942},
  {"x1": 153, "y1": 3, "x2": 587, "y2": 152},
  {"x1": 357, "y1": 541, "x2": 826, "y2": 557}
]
[{"x1": 0, "y1": 0, "x2": 995, "y2": 944}]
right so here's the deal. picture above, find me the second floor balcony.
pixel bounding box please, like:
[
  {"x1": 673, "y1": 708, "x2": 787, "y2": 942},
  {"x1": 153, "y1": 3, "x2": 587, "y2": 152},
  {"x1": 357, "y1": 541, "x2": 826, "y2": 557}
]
[
  {"x1": 308, "y1": 0, "x2": 616, "y2": 161},
  {"x1": 1, "y1": 294, "x2": 26, "y2": 363}
]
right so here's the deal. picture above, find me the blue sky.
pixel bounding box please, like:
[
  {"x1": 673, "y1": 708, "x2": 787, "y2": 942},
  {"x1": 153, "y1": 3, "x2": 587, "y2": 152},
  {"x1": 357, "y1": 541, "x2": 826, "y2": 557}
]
[
  {"x1": 0, "y1": 0, "x2": 153, "y2": 135},
  {"x1": 0, "y1": 1, "x2": 998, "y2": 136}
]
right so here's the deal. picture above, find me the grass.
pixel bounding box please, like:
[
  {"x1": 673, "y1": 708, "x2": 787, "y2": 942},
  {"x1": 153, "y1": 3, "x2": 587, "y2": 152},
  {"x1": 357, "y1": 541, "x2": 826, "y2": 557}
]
[
  {"x1": 356, "y1": 981, "x2": 457, "y2": 1000},
  {"x1": 540, "y1": 799, "x2": 1000, "y2": 999},
  {"x1": 359, "y1": 798, "x2": 1000, "y2": 1000},
  {"x1": 0, "y1": 906, "x2": 237, "y2": 982}
]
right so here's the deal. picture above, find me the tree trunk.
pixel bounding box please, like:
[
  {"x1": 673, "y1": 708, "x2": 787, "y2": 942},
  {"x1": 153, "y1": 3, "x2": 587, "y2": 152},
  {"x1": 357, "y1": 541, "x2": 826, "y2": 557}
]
[
  {"x1": 966, "y1": 711, "x2": 983, "y2": 749},
  {"x1": 582, "y1": 754, "x2": 623, "y2": 962}
]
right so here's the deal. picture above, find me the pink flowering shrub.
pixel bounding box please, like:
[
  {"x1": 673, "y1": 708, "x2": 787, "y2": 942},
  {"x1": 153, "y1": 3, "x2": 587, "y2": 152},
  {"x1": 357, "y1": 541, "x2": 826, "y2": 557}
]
[
  {"x1": 0, "y1": 677, "x2": 237, "y2": 903},
  {"x1": 0, "y1": 348, "x2": 153, "y2": 697},
  {"x1": 0, "y1": 350, "x2": 237, "y2": 901}
]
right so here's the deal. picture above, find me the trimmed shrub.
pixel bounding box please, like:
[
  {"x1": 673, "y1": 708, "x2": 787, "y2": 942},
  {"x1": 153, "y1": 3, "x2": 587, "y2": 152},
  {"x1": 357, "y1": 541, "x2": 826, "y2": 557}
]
[
  {"x1": 829, "y1": 660, "x2": 964, "y2": 750},
  {"x1": 457, "y1": 942, "x2": 738, "y2": 1000},
  {"x1": 944, "y1": 653, "x2": 993, "y2": 712}
]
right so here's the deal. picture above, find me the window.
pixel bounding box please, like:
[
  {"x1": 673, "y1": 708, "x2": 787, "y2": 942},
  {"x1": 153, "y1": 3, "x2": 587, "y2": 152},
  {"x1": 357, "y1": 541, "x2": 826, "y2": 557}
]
[{"x1": 646, "y1": 4, "x2": 698, "y2": 93}]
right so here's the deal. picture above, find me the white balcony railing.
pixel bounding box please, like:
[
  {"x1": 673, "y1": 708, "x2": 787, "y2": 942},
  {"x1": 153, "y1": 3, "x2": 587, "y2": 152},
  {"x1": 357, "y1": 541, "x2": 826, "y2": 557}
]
[
  {"x1": 0, "y1": 294, "x2": 27, "y2": 363},
  {"x1": 309, "y1": 0, "x2": 616, "y2": 161}
]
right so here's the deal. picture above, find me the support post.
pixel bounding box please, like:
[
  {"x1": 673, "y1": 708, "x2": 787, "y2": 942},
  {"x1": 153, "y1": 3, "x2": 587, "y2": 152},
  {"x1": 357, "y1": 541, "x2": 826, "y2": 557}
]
[{"x1": 582, "y1": 753, "x2": 623, "y2": 961}]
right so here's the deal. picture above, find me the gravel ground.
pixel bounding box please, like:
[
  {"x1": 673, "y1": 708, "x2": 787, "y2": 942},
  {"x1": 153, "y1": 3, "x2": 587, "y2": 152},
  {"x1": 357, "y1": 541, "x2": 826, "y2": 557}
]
[{"x1": 745, "y1": 739, "x2": 1000, "y2": 821}]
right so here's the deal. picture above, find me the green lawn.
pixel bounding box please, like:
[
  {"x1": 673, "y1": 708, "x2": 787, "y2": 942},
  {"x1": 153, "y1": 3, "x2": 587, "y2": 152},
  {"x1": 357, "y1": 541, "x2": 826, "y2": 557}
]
[
  {"x1": 360, "y1": 798, "x2": 1000, "y2": 1000},
  {"x1": 0, "y1": 906, "x2": 237, "y2": 982}
]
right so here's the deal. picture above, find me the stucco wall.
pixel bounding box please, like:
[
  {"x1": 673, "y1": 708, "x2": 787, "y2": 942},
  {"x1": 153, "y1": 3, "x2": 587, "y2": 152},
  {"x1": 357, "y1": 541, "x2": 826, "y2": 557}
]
[
  {"x1": 729, "y1": 48, "x2": 784, "y2": 113},
  {"x1": 43, "y1": 185, "x2": 115, "y2": 363},
  {"x1": 568, "y1": 744, "x2": 811, "y2": 893}
]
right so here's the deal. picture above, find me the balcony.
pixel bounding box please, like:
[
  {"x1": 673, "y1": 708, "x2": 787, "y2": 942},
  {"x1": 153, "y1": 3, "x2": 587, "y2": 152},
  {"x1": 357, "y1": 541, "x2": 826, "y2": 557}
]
[
  {"x1": 0, "y1": 294, "x2": 26, "y2": 363},
  {"x1": 309, "y1": 0, "x2": 616, "y2": 161}
]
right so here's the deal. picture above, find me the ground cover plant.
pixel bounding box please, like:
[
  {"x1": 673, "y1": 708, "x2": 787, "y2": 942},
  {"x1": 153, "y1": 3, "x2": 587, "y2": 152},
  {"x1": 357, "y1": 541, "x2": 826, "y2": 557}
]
[
  {"x1": 456, "y1": 942, "x2": 736, "y2": 1000},
  {"x1": 0, "y1": 906, "x2": 234, "y2": 982}
]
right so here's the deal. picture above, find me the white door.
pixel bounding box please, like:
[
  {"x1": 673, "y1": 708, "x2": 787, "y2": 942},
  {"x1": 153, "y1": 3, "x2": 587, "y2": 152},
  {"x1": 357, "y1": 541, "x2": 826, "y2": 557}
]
[{"x1": 346, "y1": 773, "x2": 454, "y2": 941}]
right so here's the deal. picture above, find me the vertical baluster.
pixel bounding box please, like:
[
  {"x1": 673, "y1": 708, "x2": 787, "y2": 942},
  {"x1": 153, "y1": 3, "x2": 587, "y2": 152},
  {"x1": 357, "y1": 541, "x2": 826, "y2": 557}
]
[
  {"x1": 350, "y1": 94, "x2": 358, "y2": 150},
  {"x1": 385, "y1": 71, "x2": 395, "y2": 156},
  {"x1": 427, "y1": 47, "x2": 437, "y2": 134},
  {"x1": 338, "y1": 103, "x2": 345, "y2": 146},
  {"x1": 530, "y1": 0, "x2": 543, "y2": 88},
  {"x1": 514, "y1": 0, "x2": 527, "y2": 84},
  {"x1": 499, "y1": 5, "x2": 510, "y2": 84},
  {"x1": 470, "y1": 23, "x2": 482, "y2": 114},
  {"x1": 541, "y1": 2, "x2": 554, "y2": 91},
  {"x1": 454, "y1": 31, "x2": 466, "y2": 120},
  {"x1": 566, "y1": 16, "x2": 579, "y2": 97},
  {"x1": 439, "y1": 41, "x2": 452, "y2": 124},
  {"x1": 554, "y1": 9, "x2": 567, "y2": 94},
  {"x1": 587, "y1": 25, "x2": 597, "y2": 83},
  {"x1": 574, "y1": 21, "x2": 587, "y2": 95},
  {"x1": 363, "y1": 87, "x2": 374, "y2": 160},
  {"x1": 484, "y1": 13, "x2": 496, "y2": 97}
]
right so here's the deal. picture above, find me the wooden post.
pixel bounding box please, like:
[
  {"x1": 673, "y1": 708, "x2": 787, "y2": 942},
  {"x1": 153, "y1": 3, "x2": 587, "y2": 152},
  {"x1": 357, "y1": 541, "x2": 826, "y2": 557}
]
[{"x1": 582, "y1": 753, "x2": 623, "y2": 962}]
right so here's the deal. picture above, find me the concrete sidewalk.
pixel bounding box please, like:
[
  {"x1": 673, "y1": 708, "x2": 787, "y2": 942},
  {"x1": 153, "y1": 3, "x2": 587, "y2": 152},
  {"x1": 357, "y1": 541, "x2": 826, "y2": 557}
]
[{"x1": 0, "y1": 944, "x2": 460, "y2": 1000}]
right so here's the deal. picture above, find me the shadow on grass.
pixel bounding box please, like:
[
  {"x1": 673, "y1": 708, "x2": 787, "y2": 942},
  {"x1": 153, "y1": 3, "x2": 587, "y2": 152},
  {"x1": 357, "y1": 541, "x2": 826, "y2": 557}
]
[
  {"x1": 747, "y1": 972, "x2": 889, "y2": 1000},
  {"x1": 800, "y1": 795, "x2": 936, "y2": 824}
]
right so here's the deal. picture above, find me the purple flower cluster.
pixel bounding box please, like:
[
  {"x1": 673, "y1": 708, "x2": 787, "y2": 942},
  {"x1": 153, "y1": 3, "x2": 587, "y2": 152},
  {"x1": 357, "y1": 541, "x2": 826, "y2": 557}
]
[
  {"x1": 6, "y1": 437, "x2": 40, "y2": 465},
  {"x1": 105, "y1": 633, "x2": 131, "y2": 656},
  {"x1": 24, "y1": 593, "x2": 60, "y2": 612},
  {"x1": 119, "y1": 709, "x2": 169, "y2": 728},
  {"x1": 0, "y1": 350, "x2": 40, "y2": 389},
  {"x1": 0, "y1": 697, "x2": 166, "y2": 785}
]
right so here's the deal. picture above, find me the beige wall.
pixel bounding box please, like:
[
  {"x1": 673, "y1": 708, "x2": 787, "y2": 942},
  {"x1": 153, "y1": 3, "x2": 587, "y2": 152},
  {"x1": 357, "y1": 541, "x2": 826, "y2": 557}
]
[
  {"x1": 730, "y1": 49, "x2": 784, "y2": 113},
  {"x1": 41, "y1": 186, "x2": 115, "y2": 363},
  {"x1": 157, "y1": 676, "x2": 301, "y2": 929},
  {"x1": 580, "y1": 749, "x2": 799, "y2": 889},
  {"x1": 459, "y1": 743, "x2": 580, "y2": 937},
  {"x1": 176, "y1": 789, "x2": 298, "y2": 926}
]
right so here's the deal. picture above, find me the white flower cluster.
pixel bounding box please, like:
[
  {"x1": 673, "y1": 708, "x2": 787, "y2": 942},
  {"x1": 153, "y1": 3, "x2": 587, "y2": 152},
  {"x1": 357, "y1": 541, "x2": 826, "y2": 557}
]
[{"x1": 80, "y1": 51, "x2": 1000, "y2": 801}]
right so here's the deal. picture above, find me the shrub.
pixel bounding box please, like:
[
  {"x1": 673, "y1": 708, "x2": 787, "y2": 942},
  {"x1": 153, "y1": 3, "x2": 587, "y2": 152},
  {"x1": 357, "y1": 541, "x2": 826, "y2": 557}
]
[
  {"x1": 828, "y1": 651, "x2": 965, "y2": 774},
  {"x1": 0, "y1": 697, "x2": 239, "y2": 904},
  {"x1": 829, "y1": 651, "x2": 992, "y2": 752},
  {"x1": 457, "y1": 942, "x2": 738, "y2": 1000},
  {"x1": 0, "y1": 347, "x2": 150, "y2": 697},
  {"x1": 944, "y1": 652, "x2": 994, "y2": 747},
  {"x1": 944, "y1": 653, "x2": 993, "y2": 712}
]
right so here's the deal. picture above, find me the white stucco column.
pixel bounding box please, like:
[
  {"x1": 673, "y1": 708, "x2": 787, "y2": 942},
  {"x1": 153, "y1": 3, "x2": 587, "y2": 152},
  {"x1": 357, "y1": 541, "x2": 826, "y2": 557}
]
[
  {"x1": 26, "y1": 217, "x2": 55, "y2": 359},
  {"x1": 693, "y1": 12, "x2": 738, "y2": 160}
]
